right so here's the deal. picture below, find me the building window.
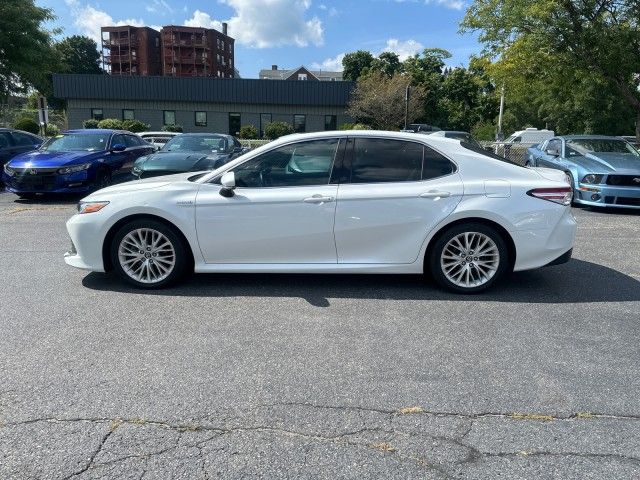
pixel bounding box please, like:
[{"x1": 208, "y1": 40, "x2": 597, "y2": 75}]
[
  {"x1": 91, "y1": 108, "x2": 104, "y2": 121},
  {"x1": 195, "y1": 111, "x2": 207, "y2": 127},
  {"x1": 229, "y1": 112, "x2": 241, "y2": 136},
  {"x1": 122, "y1": 109, "x2": 135, "y2": 121},
  {"x1": 298, "y1": 73, "x2": 308, "y2": 81},
  {"x1": 293, "y1": 114, "x2": 306, "y2": 133},
  {"x1": 163, "y1": 110, "x2": 176, "y2": 126},
  {"x1": 260, "y1": 113, "x2": 272, "y2": 138},
  {"x1": 324, "y1": 115, "x2": 337, "y2": 131}
]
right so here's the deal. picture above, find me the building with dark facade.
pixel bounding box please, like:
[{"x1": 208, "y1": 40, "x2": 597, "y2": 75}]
[
  {"x1": 101, "y1": 26, "x2": 162, "y2": 76},
  {"x1": 161, "y1": 24, "x2": 234, "y2": 78},
  {"x1": 53, "y1": 74, "x2": 354, "y2": 135},
  {"x1": 101, "y1": 24, "x2": 234, "y2": 78}
]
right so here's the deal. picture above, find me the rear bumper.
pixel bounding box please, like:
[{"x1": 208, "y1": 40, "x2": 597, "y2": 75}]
[{"x1": 543, "y1": 248, "x2": 572, "y2": 267}]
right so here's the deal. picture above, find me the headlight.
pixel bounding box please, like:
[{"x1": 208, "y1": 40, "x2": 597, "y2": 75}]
[
  {"x1": 3, "y1": 164, "x2": 15, "y2": 176},
  {"x1": 581, "y1": 174, "x2": 602, "y2": 184},
  {"x1": 77, "y1": 201, "x2": 109, "y2": 214},
  {"x1": 58, "y1": 163, "x2": 92, "y2": 175}
]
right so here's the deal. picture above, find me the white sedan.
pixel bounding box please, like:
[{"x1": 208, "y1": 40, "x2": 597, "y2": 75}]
[{"x1": 64, "y1": 130, "x2": 576, "y2": 293}]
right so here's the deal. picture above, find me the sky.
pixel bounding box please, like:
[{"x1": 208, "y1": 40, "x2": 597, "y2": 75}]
[{"x1": 38, "y1": 0, "x2": 481, "y2": 78}]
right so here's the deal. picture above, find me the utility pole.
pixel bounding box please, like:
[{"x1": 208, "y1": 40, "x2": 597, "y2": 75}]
[
  {"x1": 496, "y1": 84, "x2": 505, "y2": 141},
  {"x1": 404, "y1": 84, "x2": 410, "y2": 130},
  {"x1": 37, "y1": 95, "x2": 48, "y2": 137}
]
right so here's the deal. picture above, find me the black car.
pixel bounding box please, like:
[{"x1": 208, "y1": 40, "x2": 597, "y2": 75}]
[
  {"x1": 0, "y1": 128, "x2": 44, "y2": 184},
  {"x1": 132, "y1": 133, "x2": 247, "y2": 179}
]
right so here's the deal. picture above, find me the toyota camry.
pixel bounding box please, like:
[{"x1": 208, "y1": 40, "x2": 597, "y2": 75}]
[{"x1": 64, "y1": 130, "x2": 576, "y2": 293}]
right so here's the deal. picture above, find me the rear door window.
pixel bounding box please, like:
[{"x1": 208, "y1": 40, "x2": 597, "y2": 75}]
[{"x1": 350, "y1": 138, "x2": 423, "y2": 183}]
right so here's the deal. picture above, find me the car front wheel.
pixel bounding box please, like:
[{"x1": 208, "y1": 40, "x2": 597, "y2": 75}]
[
  {"x1": 429, "y1": 223, "x2": 509, "y2": 293},
  {"x1": 110, "y1": 220, "x2": 189, "y2": 288}
]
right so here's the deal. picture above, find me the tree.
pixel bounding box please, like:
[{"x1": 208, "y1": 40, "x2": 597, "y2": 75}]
[
  {"x1": 55, "y1": 35, "x2": 102, "y2": 74},
  {"x1": 347, "y1": 71, "x2": 427, "y2": 130},
  {"x1": 342, "y1": 50, "x2": 374, "y2": 81},
  {"x1": 369, "y1": 52, "x2": 403, "y2": 77},
  {"x1": 0, "y1": 0, "x2": 56, "y2": 100},
  {"x1": 461, "y1": 0, "x2": 640, "y2": 140}
]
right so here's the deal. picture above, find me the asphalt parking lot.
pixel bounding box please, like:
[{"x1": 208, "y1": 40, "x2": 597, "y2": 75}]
[{"x1": 0, "y1": 191, "x2": 638, "y2": 479}]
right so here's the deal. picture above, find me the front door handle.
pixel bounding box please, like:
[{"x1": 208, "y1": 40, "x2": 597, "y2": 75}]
[
  {"x1": 420, "y1": 190, "x2": 451, "y2": 199},
  {"x1": 303, "y1": 195, "x2": 334, "y2": 204}
]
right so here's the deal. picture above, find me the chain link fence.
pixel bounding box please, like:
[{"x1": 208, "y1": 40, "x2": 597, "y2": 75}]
[
  {"x1": 479, "y1": 141, "x2": 539, "y2": 166},
  {"x1": 238, "y1": 139, "x2": 272, "y2": 149},
  {"x1": 0, "y1": 106, "x2": 68, "y2": 133}
]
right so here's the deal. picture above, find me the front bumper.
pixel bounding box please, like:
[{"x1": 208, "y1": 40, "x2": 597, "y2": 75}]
[
  {"x1": 3, "y1": 170, "x2": 94, "y2": 194},
  {"x1": 574, "y1": 184, "x2": 640, "y2": 209},
  {"x1": 64, "y1": 213, "x2": 107, "y2": 272}
]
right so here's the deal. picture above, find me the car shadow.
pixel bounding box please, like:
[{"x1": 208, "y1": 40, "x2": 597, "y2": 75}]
[{"x1": 81, "y1": 259, "x2": 639, "y2": 306}]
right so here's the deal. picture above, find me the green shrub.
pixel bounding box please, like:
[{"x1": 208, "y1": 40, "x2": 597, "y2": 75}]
[
  {"x1": 121, "y1": 119, "x2": 149, "y2": 133},
  {"x1": 83, "y1": 119, "x2": 99, "y2": 129},
  {"x1": 13, "y1": 117, "x2": 40, "y2": 134},
  {"x1": 264, "y1": 121, "x2": 294, "y2": 140},
  {"x1": 238, "y1": 124, "x2": 258, "y2": 139},
  {"x1": 162, "y1": 124, "x2": 183, "y2": 132},
  {"x1": 97, "y1": 118, "x2": 123, "y2": 130},
  {"x1": 45, "y1": 124, "x2": 60, "y2": 136},
  {"x1": 339, "y1": 122, "x2": 371, "y2": 130}
]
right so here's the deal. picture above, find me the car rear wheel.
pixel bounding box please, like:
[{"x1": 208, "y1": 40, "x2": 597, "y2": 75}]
[
  {"x1": 429, "y1": 223, "x2": 509, "y2": 293},
  {"x1": 110, "y1": 220, "x2": 189, "y2": 289}
]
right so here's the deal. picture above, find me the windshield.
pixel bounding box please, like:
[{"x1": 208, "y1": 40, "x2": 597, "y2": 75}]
[
  {"x1": 42, "y1": 133, "x2": 110, "y2": 152},
  {"x1": 566, "y1": 139, "x2": 639, "y2": 156},
  {"x1": 162, "y1": 135, "x2": 228, "y2": 153}
]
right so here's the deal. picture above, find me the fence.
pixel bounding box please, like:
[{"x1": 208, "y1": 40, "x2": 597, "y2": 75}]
[
  {"x1": 239, "y1": 139, "x2": 271, "y2": 149},
  {"x1": 479, "y1": 141, "x2": 538, "y2": 166}
]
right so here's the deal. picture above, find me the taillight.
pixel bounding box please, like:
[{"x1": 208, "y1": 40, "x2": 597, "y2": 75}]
[{"x1": 527, "y1": 187, "x2": 573, "y2": 206}]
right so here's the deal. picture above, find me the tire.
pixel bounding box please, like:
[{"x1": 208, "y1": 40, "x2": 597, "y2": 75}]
[
  {"x1": 564, "y1": 171, "x2": 577, "y2": 206},
  {"x1": 17, "y1": 193, "x2": 37, "y2": 200},
  {"x1": 110, "y1": 219, "x2": 190, "y2": 289},
  {"x1": 94, "y1": 168, "x2": 112, "y2": 191},
  {"x1": 428, "y1": 223, "x2": 510, "y2": 293}
]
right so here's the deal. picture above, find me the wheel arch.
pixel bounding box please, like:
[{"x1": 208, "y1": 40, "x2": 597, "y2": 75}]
[
  {"x1": 102, "y1": 213, "x2": 195, "y2": 272},
  {"x1": 423, "y1": 217, "x2": 517, "y2": 274}
]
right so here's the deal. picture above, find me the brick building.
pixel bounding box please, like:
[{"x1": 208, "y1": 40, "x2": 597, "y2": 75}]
[{"x1": 101, "y1": 26, "x2": 162, "y2": 76}]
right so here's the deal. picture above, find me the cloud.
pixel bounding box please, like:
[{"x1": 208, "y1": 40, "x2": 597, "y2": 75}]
[
  {"x1": 183, "y1": 10, "x2": 222, "y2": 30},
  {"x1": 146, "y1": 0, "x2": 175, "y2": 15},
  {"x1": 184, "y1": 0, "x2": 323, "y2": 48},
  {"x1": 311, "y1": 53, "x2": 345, "y2": 71},
  {"x1": 393, "y1": 0, "x2": 465, "y2": 10},
  {"x1": 382, "y1": 38, "x2": 424, "y2": 60},
  {"x1": 318, "y1": 4, "x2": 339, "y2": 16},
  {"x1": 65, "y1": 1, "x2": 144, "y2": 43}
]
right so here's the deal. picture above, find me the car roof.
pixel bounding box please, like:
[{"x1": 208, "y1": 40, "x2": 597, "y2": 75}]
[
  {"x1": 64, "y1": 129, "x2": 130, "y2": 135},
  {"x1": 0, "y1": 127, "x2": 41, "y2": 135},
  {"x1": 139, "y1": 131, "x2": 180, "y2": 136},
  {"x1": 178, "y1": 133, "x2": 230, "y2": 137},
  {"x1": 558, "y1": 135, "x2": 628, "y2": 140}
]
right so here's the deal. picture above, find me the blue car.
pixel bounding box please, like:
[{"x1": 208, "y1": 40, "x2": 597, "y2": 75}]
[
  {"x1": 2, "y1": 129, "x2": 154, "y2": 198},
  {"x1": 526, "y1": 135, "x2": 640, "y2": 209}
]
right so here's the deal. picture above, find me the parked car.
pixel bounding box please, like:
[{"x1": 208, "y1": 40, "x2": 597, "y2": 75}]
[
  {"x1": 2, "y1": 129, "x2": 154, "y2": 198},
  {"x1": 504, "y1": 128, "x2": 555, "y2": 145},
  {"x1": 526, "y1": 135, "x2": 640, "y2": 208},
  {"x1": 0, "y1": 129, "x2": 44, "y2": 184},
  {"x1": 401, "y1": 123, "x2": 441, "y2": 133},
  {"x1": 65, "y1": 131, "x2": 576, "y2": 293},
  {"x1": 131, "y1": 133, "x2": 246, "y2": 179},
  {"x1": 428, "y1": 131, "x2": 482, "y2": 148},
  {"x1": 139, "y1": 131, "x2": 181, "y2": 151}
]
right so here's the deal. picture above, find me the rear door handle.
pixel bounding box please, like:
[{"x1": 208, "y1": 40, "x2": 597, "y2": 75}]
[
  {"x1": 420, "y1": 191, "x2": 451, "y2": 198},
  {"x1": 303, "y1": 195, "x2": 334, "y2": 204}
]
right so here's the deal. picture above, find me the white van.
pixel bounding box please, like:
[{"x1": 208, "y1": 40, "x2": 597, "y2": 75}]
[{"x1": 504, "y1": 128, "x2": 554, "y2": 145}]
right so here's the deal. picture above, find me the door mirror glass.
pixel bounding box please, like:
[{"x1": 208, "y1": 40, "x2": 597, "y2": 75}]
[
  {"x1": 111, "y1": 143, "x2": 126, "y2": 152},
  {"x1": 221, "y1": 171, "x2": 236, "y2": 188}
]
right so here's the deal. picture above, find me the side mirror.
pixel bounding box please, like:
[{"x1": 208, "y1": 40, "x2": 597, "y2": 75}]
[
  {"x1": 545, "y1": 147, "x2": 559, "y2": 156},
  {"x1": 219, "y1": 171, "x2": 236, "y2": 197},
  {"x1": 111, "y1": 143, "x2": 126, "y2": 152}
]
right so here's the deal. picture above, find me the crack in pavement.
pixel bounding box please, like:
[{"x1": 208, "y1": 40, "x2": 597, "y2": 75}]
[{"x1": 3, "y1": 404, "x2": 640, "y2": 478}]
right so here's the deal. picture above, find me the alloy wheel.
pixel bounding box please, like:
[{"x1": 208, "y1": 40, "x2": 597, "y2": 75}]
[
  {"x1": 117, "y1": 228, "x2": 176, "y2": 284},
  {"x1": 440, "y1": 232, "x2": 500, "y2": 289}
]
